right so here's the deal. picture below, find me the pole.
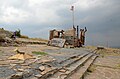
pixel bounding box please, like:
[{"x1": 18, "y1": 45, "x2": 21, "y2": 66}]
[
  {"x1": 77, "y1": 25, "x2": 79, "y2": 47},
  {"x1": 71, "y1": 6, "x2": 74, "y2": 28},
  {"x1": 73, "y1": 8, "x2": 74, "y2": 27},
  {"x1": 71, "y1": 6, "x2": 75, "y2": 47}
]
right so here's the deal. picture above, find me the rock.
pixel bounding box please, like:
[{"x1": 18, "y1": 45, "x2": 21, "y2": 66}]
[
  {"x1": 41, "y1": 59, "x2": 51, "y2": 63},
  {"x1": 10, "y1": 64, "x2": 17, "y2": 67},
  {"x1": 8, "y1": 53, "x2": 34, "y2": 60},
  {"x1": 59, "y1": 69, "x2": 66, "y2": 73},
  {"x1": 39, "y1": 66, "x2": 45, "y2": 71},
  {"x1": 97, "y1": 46, "x2": 105, "y2": 50},
  {"x1": 40, "y1": 66, "x2": 52, "y2": 75},
  {"x1": 45, "y1": 66, "x2": 52, "y2": 72},
  {"x1": 30, "y1": 77, "x2": 38, "y2": 79},
  {"x1": 17, "y1": 69, "x2": 24, "y2": 72},
  {"x1": 41, "y1": 72, "x2": 46, "y2": 75},
  {"x1": 9, "y1": 64, "x2": 17, "y2": 69},
  {"x1": 42, "y1": 63, "x2": 52, "y2": 67},
  {"x1": 23, "y1": 70, "x2": 32, "y2": 78},
  {"x1": 37, "y1": 55, "x2": 42, "y2": 58},
  {"x1": 23, "y1": 59, "x2": 36, "y2": 66},
  {"x1": 0, "y1": 60, "x2": 10, "y2": 65},
  {"x1": 21, "y1": 66, "x2": 31, "y2": 69},
  {"x1": 53, "y1": 58, "x2": 56, "y2": 61},
  {"x1": 35, "y1": 74, "x2": 42, "y2": 78},
  {"x1": 13, "y1": 68, "x2": 17, "y2": 71},
  {"x1": 9, "y1": 72, "x2": 23, "y2": 79},
  {"x1": 35, "y1": 59, "x2": 42, "y2": 64},
  {"x1": 10, "y1": 60, "x2": 24, "y2": 64}
]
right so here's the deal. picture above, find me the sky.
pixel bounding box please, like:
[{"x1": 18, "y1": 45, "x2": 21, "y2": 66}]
[{"x1": 0, "y1": 0, "x2": 120, "y2": 47}]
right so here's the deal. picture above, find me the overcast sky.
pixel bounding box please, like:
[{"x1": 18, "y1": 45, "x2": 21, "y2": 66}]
[{"x1": 0, "y1": 0, "x2": 120, "y2": 47}]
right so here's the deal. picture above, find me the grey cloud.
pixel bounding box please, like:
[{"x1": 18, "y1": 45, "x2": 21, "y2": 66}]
[{"x1": 0, "y1": 0, "x2": 120, "y2": 47}]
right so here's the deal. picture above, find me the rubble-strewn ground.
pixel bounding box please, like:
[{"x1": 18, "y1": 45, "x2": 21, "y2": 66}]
[
  {"x1": 0, "y1": 45, "x2": 120, "y2": 79},
  {"x1": 0, "y1": 45, "x2": 59, "y2": 79},
  {"x1": 85, "y1": 46, "x2": 120, "y2": 79},
  {"x1": 0, "y1": 44, "x2": 88, "y2": 79}
]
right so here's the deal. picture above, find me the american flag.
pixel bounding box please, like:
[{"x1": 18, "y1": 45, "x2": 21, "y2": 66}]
[{"x1": 71, "y1": 6, "x2": 74, "y2": 11}]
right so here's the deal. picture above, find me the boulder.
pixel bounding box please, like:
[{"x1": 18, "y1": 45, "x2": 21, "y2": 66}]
[
  {"x1": 39, "y1": 66, "x2": 45, "y2": 71},
  {"x1": 9, "y1": 72, "x2": 23, "y2": 79}
]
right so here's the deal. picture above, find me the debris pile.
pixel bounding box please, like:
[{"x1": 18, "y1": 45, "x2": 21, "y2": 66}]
[
  {"x1": 8, "y1": 48, "x2": 34, "y2": 60},
  {"x1": 0, "y1": 28, "x2": 25, "y2": 46},
  {"x1": 0, "y1": 48, "x2": 59, "y2": 79}
]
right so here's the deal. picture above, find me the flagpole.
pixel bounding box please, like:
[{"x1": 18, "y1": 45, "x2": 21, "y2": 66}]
[
  {"x1": 73, "y1": 9, "x2": 74, "y2": 47},
  {"x1": 71, "y1": 6, "x2": 75, "y2": 47},
  {"x1": 72, "y1": 6, "x2": 74, "y2": 28}
]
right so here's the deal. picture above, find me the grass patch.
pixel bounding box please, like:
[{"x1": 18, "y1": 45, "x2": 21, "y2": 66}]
[
  {"x1": 117, "y1": 64, "x2": 120, "y2": 68},
  {"x1": 32, "y1": 51, "x2": 48, "y2": 55}
]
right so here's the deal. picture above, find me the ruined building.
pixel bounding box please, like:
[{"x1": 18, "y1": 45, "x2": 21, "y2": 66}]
[{"x1": 48, "y1": 26, "x2": 87, "y2": 48}]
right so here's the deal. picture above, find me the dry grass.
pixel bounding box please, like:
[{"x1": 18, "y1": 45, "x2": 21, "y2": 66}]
[
  {"x1": 85, "y1": 46, "x2": 120, "y2": 57},
  {"x1": 87, "y1": 65, "x2": 97, "y2": 74},
  {"x1": 96, "y1": 48, "x2": 120, "y2": 56},
  {"x1": 85, "y1": 46, "x2": 97, "y2": 51},
  {"x1": 30, "y1": 38, "x2": 48, "y2": 42},
  {"x1": 117, "y1": 64, "x2": 120, "y2": 68},
  {"x1": 20, "y1": 35, "x2": 29, "y2": 38}
]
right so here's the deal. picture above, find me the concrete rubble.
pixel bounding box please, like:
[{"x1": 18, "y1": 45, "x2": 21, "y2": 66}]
[
  {"x1": 8, "y1": 48, "x2": 34, "y2": 60},
  {"x1": 0, "y1": 51, "x2": 58, "y2": 79},
  {"x1": 39, "y1": 66, "x2": 45, "y2": 71}
]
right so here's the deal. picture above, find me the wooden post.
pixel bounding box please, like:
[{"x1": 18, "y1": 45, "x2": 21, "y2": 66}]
[{"x1": 77, "y1": 25, "x2": 79, "y2": 47}]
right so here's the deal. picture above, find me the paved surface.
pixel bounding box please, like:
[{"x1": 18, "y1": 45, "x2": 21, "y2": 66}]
[
  {"x1": 45, "y1": 48, "x2": 89, "y2": 63},
  {"x1": 0, "y1": 45, "x2": 90, "y2": 79}
]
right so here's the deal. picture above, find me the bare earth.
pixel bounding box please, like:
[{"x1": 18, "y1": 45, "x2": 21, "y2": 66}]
[{"x1": 85, "y1": 47, "x2": 120, "y2": 79}]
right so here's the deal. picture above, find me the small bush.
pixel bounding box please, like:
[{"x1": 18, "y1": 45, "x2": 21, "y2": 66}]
[{"x1": 15, "y1": 29, "x2": 21, "y2": 37}]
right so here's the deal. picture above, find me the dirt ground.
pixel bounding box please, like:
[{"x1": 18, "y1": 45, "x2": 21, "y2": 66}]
[{"x1": 85, "y1": 47, "x2": 120, "y2": 79}]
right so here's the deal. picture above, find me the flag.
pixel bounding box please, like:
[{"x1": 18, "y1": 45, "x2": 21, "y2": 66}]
[{"x1": 71, "y1": 6, "x2": 74, "y2": 11}]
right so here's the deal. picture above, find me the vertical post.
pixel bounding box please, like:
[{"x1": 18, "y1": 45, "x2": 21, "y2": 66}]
[
  {"x1": 73, "y1": 27, "x2": 76, "y2": 47},
  {"x1": 73, "y1": 8, "x2": 74, "y2": 28},
  {"x1": 71, "y1": 6, "x2": 75, "y2": 28},
  {"x1": 77, "y1": 25, "x2": 79, "y2": 47},
  {"x1": 71, "y1": 6, "x2": 75, "y2": 47}
]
